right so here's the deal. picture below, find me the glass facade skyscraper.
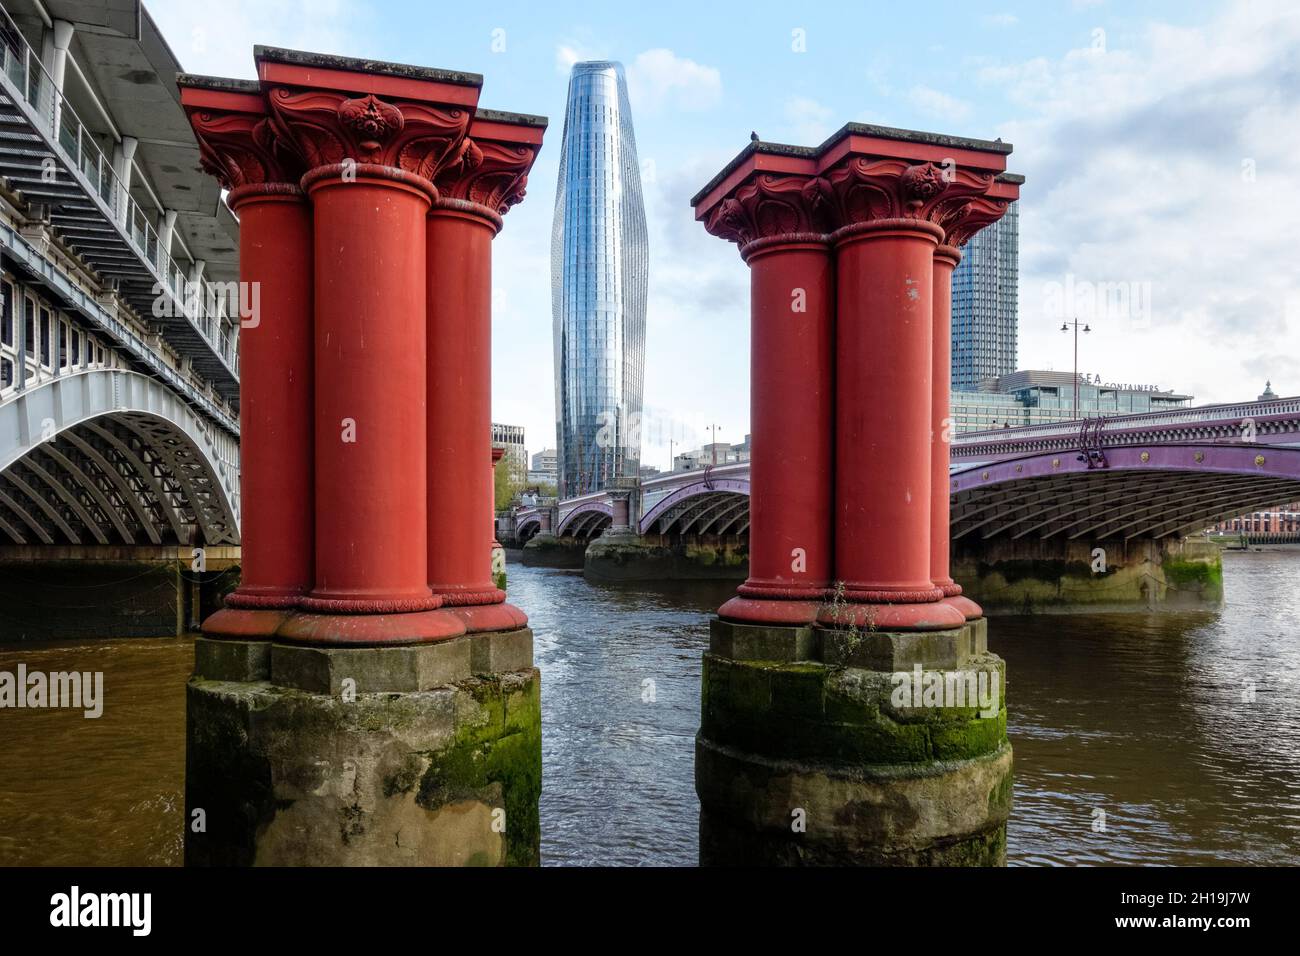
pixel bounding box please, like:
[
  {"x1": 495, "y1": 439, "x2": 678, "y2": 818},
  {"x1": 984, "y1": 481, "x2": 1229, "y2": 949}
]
[
  {"x1": 951, "y1": 200, "x2": 1019, "y2": 391},
  {"x1": 551, "y1": 61, "x2": 648, "y2": 498}
]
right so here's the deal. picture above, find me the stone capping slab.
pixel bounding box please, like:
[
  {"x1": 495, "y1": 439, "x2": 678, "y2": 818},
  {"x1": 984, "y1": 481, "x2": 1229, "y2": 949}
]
[
  {"x1": 254, "y1": 45, "x2": 483, "y2": 88},
  {"x1": 709, "y1": 618, "x2": 815, "y2": 662},
  {"x1": 268, "y1": 628, "x2": 533, "y2": 695},
  {"x1": 475, "y1": 108, "x2": 549, "y2": 128},
  {"x1": 710, "y1": 617, "x2": 978, "y2": 670},
  {"x1": 176, "y1": 73, "x2": 261, "y2": 93},
  {"x1": 194, "y1": 636, "x2": 271, "y2": 682},
  {"x1": 691, "y1": 121, "x2": 1016, "y2": 207}
]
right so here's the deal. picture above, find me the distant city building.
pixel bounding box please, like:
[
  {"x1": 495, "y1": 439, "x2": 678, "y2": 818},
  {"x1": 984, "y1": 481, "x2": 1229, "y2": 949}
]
[
  {"x1": 950, "y1": 369, "x2": 1193, "y2": 434},
  {"x1": 531, "y1": 448, "x2": 558, "y2": 473},
  {"x1": 951, "y1": 200, "x2": 1019, "y2": 391},
  {"x1": 1214, "y1": 507, "x2": 1300, "y2": 536},
  {"x1": 551, "y1": 60, "x2": 648, "y2": 497},
  {"x1": 673, "y1": 442, "x2": 743, "y2": 471},
  {"x1": 491, "y1": 422, "x2": 527, "y2": 482}
]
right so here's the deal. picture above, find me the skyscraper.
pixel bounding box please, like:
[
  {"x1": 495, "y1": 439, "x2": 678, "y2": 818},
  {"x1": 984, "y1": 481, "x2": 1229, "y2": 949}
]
[
  {"x1": 951, "y1": 200, "x2": 1019, "y2": 390},
  {"x1": 551, "y1": 61, "x2": 648, "y2": 497}
]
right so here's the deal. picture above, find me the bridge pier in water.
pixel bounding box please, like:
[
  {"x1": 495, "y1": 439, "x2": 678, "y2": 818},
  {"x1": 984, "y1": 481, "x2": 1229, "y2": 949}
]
[
  {"x1": 691, "y1": 126, "x2": 1021, "y2": 864},
  {"x1": 178, "y1": 50, "x2": 545, "y2": 866}
]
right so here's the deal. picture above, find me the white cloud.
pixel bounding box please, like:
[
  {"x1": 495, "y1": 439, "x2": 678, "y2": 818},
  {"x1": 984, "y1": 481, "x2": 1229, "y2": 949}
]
[
  {"x1": 907, "y1": 85, "x2": 972, "y2": 121},
  {"x1": 982, "y1": 0, "x2": 1300, "y2": 402},
  {"x1": 149, "y1": 0, "x2": 364, "y2": 77},
  {"x1": 985, "y1": 13, "x2": 1019, "y2": 26},
  {"x1": 782, "y1": 96, "x2": 834, "y2": 145},
  {"x1": 626, "y1": 48, "x2": 722, "y2": 114}
]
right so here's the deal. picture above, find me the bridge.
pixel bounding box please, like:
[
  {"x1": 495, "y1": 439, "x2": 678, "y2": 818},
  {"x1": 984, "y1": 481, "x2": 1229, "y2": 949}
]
[
  {"x1": 0, "y1": 1, "x2": 242, "y2": 636},
  {"x1": 506, "y1": 395, "x2": 1300, "y2": 604},
  {"x1": 510, "y1": 395, "x2": 1300, "y2": 544}
]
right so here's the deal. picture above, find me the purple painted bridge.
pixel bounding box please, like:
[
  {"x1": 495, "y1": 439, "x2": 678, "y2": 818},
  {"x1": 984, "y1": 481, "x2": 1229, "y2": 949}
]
[{"x1": 503, "y1": 396, "x2": 1300, "y2": 546}]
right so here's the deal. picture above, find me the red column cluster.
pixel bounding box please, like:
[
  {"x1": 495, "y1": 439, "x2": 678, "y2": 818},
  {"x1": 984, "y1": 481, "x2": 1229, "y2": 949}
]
[
  {"x1": 180, "y1": 50, "x2": 544, "y2": 645},
  {"x1": 694, "y1": 127, "x2": 1021, "y2": 630}
]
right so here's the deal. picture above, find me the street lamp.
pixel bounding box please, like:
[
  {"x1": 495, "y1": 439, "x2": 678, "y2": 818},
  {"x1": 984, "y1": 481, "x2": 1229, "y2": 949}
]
[
  {"x1": 1060, "y1": 319, "x2": 1091, "y2": 418},
  {"x1": 708, "y1": 423, "x2": 722, "y2": 465}
]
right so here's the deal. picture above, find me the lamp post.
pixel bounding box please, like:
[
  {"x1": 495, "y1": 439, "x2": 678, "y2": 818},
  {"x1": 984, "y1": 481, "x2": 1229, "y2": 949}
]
[
  {"x1": 1060, "y1": 318, "x2": 1091, "y2": 417},
  {"x1": 708, "y1": 423, "x2": 723, "y2": 465}
]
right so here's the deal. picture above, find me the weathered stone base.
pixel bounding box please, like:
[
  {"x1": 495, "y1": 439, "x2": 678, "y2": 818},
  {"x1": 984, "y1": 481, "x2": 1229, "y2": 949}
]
[
  {"x1": 584, "y1": 532, "x2": 748, "y2": 582},
  {"x1": 953, "y1": 534, "x2": 1223, "y2": 613},
  {"x1": 697, "y1": 617, "x2": 1009, "y2": 866},
  {"x1": 520, "y1": 532, "x2": 586, "y2": 568},
  {"x1": 185, "y1": 629, "x2": 540, "y2": 866}
]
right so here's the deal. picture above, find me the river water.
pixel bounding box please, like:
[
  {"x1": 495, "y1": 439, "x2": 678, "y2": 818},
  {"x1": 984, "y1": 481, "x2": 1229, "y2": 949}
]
[{"x1": 1, "y1": 550, "x2": 1297, "y2": 866}]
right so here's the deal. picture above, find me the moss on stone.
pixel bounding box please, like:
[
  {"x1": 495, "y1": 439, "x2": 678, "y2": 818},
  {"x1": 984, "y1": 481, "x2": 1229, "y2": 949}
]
[{"x1": 414, "y1": 671, "x2": 542, "y2": 867}]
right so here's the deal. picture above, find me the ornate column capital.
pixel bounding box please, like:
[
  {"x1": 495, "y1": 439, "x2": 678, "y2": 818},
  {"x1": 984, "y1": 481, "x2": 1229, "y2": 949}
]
[
  {"x1": 432, "y1": 110, "x2": 547, "y2": 223},
  {"x1": 933, "y1": 174, "x2": 1022, "y2": 247},
  {"x1": 177, "y1": 75, "x2": 304, "y2": 193},
  {"x1": 814, "y1": 157, "x2": 999, "y2": 232},
  {"x1": 700, "y1": 172, "x2": 833, "y2": 248},
  {"x1": 255, "y1": 46, "x2": 484, "y2": 187}
]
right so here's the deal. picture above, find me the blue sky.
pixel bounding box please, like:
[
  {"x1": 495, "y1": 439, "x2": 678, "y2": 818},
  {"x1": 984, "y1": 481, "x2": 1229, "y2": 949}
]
[{"x1": 159, "y1": 0, "x2": 1299, "y2": 468}]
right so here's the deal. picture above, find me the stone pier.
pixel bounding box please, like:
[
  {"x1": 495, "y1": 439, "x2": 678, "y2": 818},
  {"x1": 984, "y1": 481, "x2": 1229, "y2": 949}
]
[
  {"x1": 691, "y1": 123, "x2": 1021, "y2": 865},
  {"x1": 179, "y1": 48, "x2": 545, "y2": 866}
]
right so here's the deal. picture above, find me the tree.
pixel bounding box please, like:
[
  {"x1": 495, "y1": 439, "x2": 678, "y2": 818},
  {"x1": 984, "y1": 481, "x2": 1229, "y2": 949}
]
[{"x1": 494, "y1": 462, "x2": 523, "y2": 511}]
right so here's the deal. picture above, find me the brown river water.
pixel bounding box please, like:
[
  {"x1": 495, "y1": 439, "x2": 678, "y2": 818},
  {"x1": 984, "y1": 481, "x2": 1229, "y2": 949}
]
[{"x1": 1, "y1": 549, "x2": 1297, "y2": 866}]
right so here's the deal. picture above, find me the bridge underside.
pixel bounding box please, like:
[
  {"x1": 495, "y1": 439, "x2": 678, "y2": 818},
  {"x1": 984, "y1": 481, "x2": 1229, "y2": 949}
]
[
  {"x1": 953, "y1": 450, "x2": 1300, "y2": 543},
  {"x1": 1, "y1": 411, "x2": 238, "y2": 547}
]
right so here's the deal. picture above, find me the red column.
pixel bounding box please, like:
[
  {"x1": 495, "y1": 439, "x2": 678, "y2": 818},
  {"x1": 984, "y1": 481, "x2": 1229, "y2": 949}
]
[
  {"x1": 696, "y1": 175, "x2": 834, "y2": 625},
  {"x1": 180, "y1": 81, "x2": 312, "y2": 640},
  {"x1": 932, "y1": 245, "x2": 981, "y2": 620},
  {"x1": 609, "y1": 491, "x2": 631, "y2": 530},
  {"x1": 491, "y1": 446, "x2": 506, "y2": 549},
  {"x1": 730, "y1": 238, "x2": 833, "y2": 623},
  {"x1": 425, "y1": 117, "x2": 541, "y2": 633},
  {"x1": 226, "y1": 186, "x2": 314, "y2": 607},
  {"x1": 286, "y1": 164, "x2": 462, "y2": 642},
  {"x1": 823, "y1": 217, "x2": 963, "y2": 630}
]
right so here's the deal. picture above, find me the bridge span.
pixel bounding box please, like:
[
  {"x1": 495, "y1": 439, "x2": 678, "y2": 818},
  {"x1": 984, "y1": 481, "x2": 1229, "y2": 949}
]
[{"x1": 504, "y1": 395, "x2": 1300, "y2": 608}]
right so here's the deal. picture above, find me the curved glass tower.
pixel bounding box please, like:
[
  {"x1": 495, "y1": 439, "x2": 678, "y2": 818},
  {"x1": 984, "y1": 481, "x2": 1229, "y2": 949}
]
[{"x1": 551, "y1": 61, "x2": 648, "y2": 498}]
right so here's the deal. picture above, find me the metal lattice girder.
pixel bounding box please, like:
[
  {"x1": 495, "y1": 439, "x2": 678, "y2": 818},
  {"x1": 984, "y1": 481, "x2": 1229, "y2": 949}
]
[{"x1": 0, "y1": 370, "x2": 239, "y2": 546}]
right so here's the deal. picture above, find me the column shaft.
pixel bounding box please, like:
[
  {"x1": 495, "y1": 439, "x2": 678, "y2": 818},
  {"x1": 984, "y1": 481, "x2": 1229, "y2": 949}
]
[
  {"x1": 426, "y1": 202, "x2": 526, "y2": 633},
  {"x1": 932, "y1": 246, "x2": 981, "y2": 620},
  {"x1": 301, "y1": 168, "x2": 438, "y2": 614},
  {"x1": 723, "y1": 238, "x2": 833, "y2": 625},
  {"x1": 225, "y1": 187, "x2": 313, "y2": 609},
  {"x1": 825, "y1": 220, "x2": 963, "y2": 630}
]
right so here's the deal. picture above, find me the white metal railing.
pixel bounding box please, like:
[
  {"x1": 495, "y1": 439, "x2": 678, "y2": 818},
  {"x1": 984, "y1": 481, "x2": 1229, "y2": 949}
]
[
  {"x1": 0, "y1": 8, "x2": 238, "y2": 375},
  {"x1": 954, "y1": 396, "x2": 1300, "y2": 445}
]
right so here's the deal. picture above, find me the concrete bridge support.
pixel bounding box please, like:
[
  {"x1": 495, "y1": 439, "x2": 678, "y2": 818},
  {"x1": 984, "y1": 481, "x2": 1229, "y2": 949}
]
[
  {"x1": 180, "y1": 50, "x2": 545, "y2": 867},
  {"x1": 952, "y1": 535, "x2": 1223, "y2": 612},
  {"x1": 692, "y1": 126, "x2": 1020, "y2": 865}
]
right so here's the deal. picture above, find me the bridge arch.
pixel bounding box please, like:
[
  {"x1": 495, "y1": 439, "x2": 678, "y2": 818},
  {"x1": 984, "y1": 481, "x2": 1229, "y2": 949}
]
[
  {"x1": 951, "y1": 444, "x2": 1300, "y2": 542},
  {"x1": 557, "y1": 501, "x2": 612, "y2": 539},
  {"x1": 0, "y1": 370, "x2": 240, "y2": 546},
  {"x1": 515, "y1": 514, "x2": 541, "y2": 544},
  {"x1": 639, "y1": 477, "x2": 751, "y2": 536}
]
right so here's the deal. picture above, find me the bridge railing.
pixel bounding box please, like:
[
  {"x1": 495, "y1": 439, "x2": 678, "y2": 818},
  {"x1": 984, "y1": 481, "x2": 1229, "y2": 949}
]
[
  {"x1": 0, "y1": 7, "x2": 239, "y2": 377},
  {"x1": 954, "y1": 396, "x2": 1300, "y2": 449}
]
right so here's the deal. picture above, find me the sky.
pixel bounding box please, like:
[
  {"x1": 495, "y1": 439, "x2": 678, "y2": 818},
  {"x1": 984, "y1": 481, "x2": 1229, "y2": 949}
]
[{"x1": 154, "y1": 0, "x2": 1300, "y2": 471}]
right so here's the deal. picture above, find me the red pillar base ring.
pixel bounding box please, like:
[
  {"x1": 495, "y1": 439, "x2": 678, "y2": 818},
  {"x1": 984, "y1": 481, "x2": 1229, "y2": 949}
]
[
  {"x1": 223, "y1": 587, "x2": 304, "y2": 611},
  {"x1": 942, "y1": 595, "x2": 984, "y2": 621},
  {"x1": 817, "y1": 599, "x2": 966, "y2": 631},
  {"x1": 201, "y1": 607, "x2": 296, "y2": 641},
  {"x1": 719, "y1": 596, "x2": 824, "y2": 626},
  {"x1": 276, "y1": 609, "x2": 467, "y2": 647},
  {"x1": 934, "y1": 576, "x2": 982, "y2": 620},
  {"x1": 447, "y1": 602, "x2": 529, "y2": 633}
]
